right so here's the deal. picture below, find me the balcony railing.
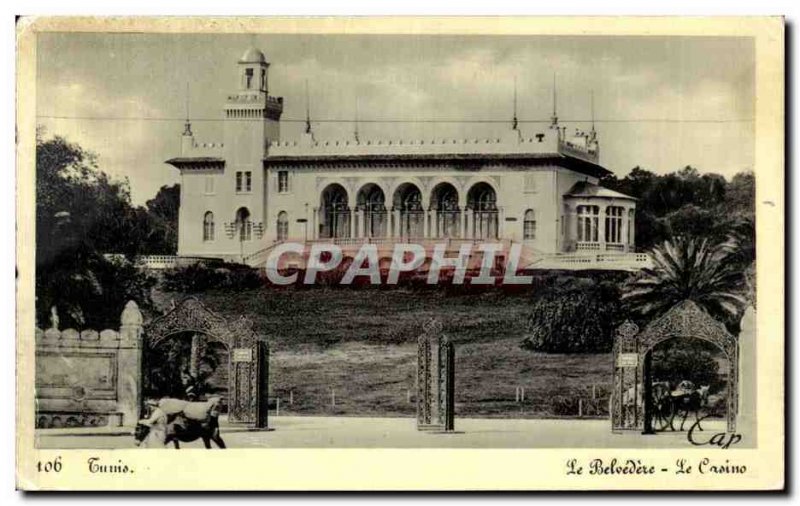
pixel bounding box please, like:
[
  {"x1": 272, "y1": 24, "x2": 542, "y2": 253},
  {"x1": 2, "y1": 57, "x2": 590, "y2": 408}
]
[
  {"x1": 575, "y1": 242, "x2": 629, "y2": 252},
  {"x1": 306, "y1": 237, "x2": 506, "y2": 249},
  {"x1": 526, "y1": 252, "x2": 651, "y2": 271},
  {"x1": 575, "y1": 242, "x2": 601, "y2": 251}
]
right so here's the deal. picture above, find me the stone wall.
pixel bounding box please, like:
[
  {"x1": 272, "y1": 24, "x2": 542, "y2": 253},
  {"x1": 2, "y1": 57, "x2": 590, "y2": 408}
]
[{"x1": 34, "y1": 301, "x2": 143, "y2": 428}]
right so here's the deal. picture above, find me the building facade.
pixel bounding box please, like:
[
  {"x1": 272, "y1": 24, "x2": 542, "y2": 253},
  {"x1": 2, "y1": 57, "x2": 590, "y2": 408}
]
[{"x1": 167, "y1": 47, "x2": 643, "y2": 270}]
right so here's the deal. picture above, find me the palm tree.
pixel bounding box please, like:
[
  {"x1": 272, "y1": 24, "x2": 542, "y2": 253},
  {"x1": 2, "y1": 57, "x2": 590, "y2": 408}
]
[{"x1": 623, "y1": 236, "x2": 749, "y2": 329}]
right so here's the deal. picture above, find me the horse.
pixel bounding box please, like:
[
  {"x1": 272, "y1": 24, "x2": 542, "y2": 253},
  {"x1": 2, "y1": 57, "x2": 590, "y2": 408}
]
[
  {"x1": 621, "y1": 381, "x2": 673, "y2": 430},
  {"x1": 670, "y1": 384, "x2": 711, "y2": 431}
]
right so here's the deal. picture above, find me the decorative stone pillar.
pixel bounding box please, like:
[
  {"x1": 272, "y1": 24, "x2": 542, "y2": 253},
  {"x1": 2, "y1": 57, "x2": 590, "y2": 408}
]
[
  {"x1": 393, "y1": 209, "x2": 401, "y2": 238},
  {"x1": 458, "y1": 210, "x2": 466, "y2": 239},
  {"x1": 312, "y1": 207, "x2": 318, "y2": 240},
  {"x1": 621, "y1": 210, "x2": 629, "y2": 253},
  {"x1": 738, "y1": 306, "x2": 756, "y2": 438},
  {"x1": 465, "y1": 210, "x2": 473, "y2": 239},
  {"x1": 599, "y1": 207, "x2": 607, "y2": 252},
  {"x1": 568, "y1": 206, "x2": 578, "y2": 252},
  {"x1": 629, "y1": 209, "x2": 636, "y2": 250},
  {"x1": 431, "y1": 210, "x2": 438, "y2": 238},
  {"x1": 358, "y1": 209, "x2": 366, "y2": 238},
  {"x1": 416, "y1": 318, "x2": 455, "y2": 432},
  {"x1": 118, "y1": 300, "x2": 143, "y2": 426},
  {"x1": 349, "y1": 209, "x2": 355, "y2": 238},
  {"x1": 498, "y1": 207, "x2": 505, "y2": 239}
]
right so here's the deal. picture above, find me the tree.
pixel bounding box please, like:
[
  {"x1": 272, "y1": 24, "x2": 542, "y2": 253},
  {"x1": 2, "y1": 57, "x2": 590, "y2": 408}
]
[
  {"x1": 35, "y1": 132, "x2": 155, "y2": 329},
  {"x1": 521, "y1": 282, "x2": 622, "y2": 353},
  {"x1": 602, "y1": 167, "x2": 754, "y2": 252},
  {"x1": 622, "y1": 236, "x2": 749, "y2": 333},
  {"x1": 143, "y1": 184, "x2": 180, "y2": 254},
  {"x1": 725, "y1": 171, "x2": 755, "y2": 216}
]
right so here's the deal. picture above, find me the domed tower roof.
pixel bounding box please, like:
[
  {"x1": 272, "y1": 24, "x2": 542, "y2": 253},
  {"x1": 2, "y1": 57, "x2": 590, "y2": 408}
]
[{"x1": 239, "y1": 46, "x2": 267, "y2": 64}]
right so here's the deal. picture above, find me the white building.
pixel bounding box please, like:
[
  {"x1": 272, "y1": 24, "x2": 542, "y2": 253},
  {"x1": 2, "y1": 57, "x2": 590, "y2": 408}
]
[{"x1": 167, "y1": 46, "x2": 646, "y2": 271}]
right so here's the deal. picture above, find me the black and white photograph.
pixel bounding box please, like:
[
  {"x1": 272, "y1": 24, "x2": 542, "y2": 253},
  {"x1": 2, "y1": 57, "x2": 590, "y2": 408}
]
[{"x1": 14, "y1": 16, "x2": 784, "y2": 491}]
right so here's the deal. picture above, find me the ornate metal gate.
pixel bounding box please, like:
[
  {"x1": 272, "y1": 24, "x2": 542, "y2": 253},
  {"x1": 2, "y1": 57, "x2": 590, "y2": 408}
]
[
  {"x1": 611, "y1": 320, "x2": 642, "y2": 432},
  {"x1": 416, "y1": 318, "x2": 455, "y2": 431},
  {"x1": 144, "y1": 297, "x2": 269, "y2": 426},
  {"x1": 611, "y1": 301, "x2": 739, "y2": 433}
]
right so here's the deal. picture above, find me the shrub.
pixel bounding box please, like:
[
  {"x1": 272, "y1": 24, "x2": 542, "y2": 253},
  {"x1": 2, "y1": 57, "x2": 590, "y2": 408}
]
[
  {"x1": 550, "y1": 395, "x2": 578, "y2": 416},
  {"x1": 162, "y1": 262, "x2": 262, "y2": 292},
  {"x1": 520, "y1": 282, "x2": 621, "y2": 353}
]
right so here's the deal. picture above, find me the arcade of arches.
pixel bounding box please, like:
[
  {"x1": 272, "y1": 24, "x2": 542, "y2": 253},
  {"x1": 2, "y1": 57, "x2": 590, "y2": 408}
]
[{"x1": 315, "y1": 181, "x2": 501, "y2": 240}]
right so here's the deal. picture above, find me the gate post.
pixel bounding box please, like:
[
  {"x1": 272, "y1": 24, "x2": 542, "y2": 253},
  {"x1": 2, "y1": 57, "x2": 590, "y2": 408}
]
[
  {"x1": 417, "y1": 318, "x2": 455, "y2": 432},
  {"x1": 611, "y1": 320, "x2": 640, "y2": 433},
  {"x1": 254, "y1": 340, "x2": 270, "y2": 429},
  {"x1": 442, "y1": 337, "x2": 455, "y2": 431},
  {"x1": 642, "y1": 352, "x2": 654, "y2": 435},
  {"x1": 118, "y1": 301, "x2": 143, "y2": 426}
]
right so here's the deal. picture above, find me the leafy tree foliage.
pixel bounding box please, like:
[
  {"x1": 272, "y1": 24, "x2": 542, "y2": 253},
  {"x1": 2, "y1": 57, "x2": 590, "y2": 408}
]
[
  {"x1": 35, "y1": 132, "x2": 172, "y2": 329},
  {"x1": 651, "y1": 339, "x2": 722, "y2": 391},
  {"x1": 622, "y1": 236, "x2": 749, "y2": 333},
  {"x1": 521, "y1": 282, "x2": 622, "y2": 353},
  {"x1": 601, "y1": 166, "x2": 755, "y2": 260},
  {"x1": 141, "y1": 184, "x2": 180, "y2": 254}
]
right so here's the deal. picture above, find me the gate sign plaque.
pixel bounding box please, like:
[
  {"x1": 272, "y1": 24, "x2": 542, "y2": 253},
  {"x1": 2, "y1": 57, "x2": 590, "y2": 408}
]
[
  {"x1": 616, "y1": 352, "x2": 639, "y2": 368},
  {"x1": 232, "y1": 348, "x2": 253, "y2": 363}
]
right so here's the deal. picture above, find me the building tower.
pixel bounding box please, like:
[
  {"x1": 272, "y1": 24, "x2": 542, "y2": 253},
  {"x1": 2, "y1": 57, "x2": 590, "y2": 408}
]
[{"x1": 223, "y1": 46, "x2": 284, "y2": 160}]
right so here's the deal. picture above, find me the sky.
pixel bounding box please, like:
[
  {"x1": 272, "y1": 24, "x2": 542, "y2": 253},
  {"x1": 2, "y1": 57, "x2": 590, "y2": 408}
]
[{"x1": 36, "y1": 33, "x2": 755, "y2": 205}]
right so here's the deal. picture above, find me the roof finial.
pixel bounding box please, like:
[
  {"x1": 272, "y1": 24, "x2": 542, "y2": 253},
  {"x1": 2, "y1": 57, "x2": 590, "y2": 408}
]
[
  {"x1": 512, "y1": 76, "x2": 518, "y2": 131},
  {"x1": 183, "y1": 81, "x2": 192, "y2": 136},
  {"x1": 304, "y1": 79, "x2": 314, "y2": 140},
  {"x1": 550, "y1": 72, "x2": 559, "y2": 129},
  {"x1": 354, "y1": 97, "x2": 360, "y2": 143}
]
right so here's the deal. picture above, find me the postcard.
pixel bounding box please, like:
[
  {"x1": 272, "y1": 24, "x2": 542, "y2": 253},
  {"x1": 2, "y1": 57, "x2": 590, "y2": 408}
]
[{"x1": 15, "y1": 16, "x2": 784, "y2": 491}]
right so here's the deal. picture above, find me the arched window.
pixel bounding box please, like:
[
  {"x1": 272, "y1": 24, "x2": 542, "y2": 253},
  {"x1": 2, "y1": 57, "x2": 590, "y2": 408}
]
[
  {"x1": 235, "y1": 207, "x2": 252, "y2": 242},
  {"x1": 392, "y1": 183, "x2": 423, "y2": 238},
  {"x1": 203, "y1": 212, "x2": 215, "y2": 241},
  {"x1": 320, "y1": 184, "x2": 350, "y2": 239},
  {"x1": 576, "y1": 205, "x2": 600, "y2": 243},
  {"x1": 357, "y1": 183, "x2": 387, "y2": 238},
  {"x1": 523, "y1": 209, "x2": 536, "y2": 239},
  {"x1": 277, "y1": 211, "x2": 289, "y2": 241},
  {"x1": 431, "y1": 183, "x2": 461, "y2": 238}
]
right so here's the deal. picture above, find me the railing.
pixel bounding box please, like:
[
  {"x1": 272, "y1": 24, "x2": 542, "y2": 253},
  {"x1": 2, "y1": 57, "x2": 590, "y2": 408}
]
[
  {"x1": 242, "y1": 240, "x2": 285, "y2": 267},
  {"x1": 138, "y1": 255, "x2": 180, "y2": 269},
  {"x1": 103, "y1": 254, "x2": 217, "y2": 270},
  {"x1": 306, "y1": 237, "x2": 507, "y2": 249},
  {"x1": 605, "y1": 243, "x2": 625, "y2": 252},
  {"x1": 526, "y1": 252, "x2": 652, "y2": 271},
  {"x1": 575, "y1": 242, "x2": 601, "y2": 251}
]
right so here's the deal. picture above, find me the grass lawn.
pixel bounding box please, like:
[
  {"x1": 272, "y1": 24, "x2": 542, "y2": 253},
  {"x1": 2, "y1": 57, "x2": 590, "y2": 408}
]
[{"x1": 154, "y1": 287, "x2": 613, "y2": 418}]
